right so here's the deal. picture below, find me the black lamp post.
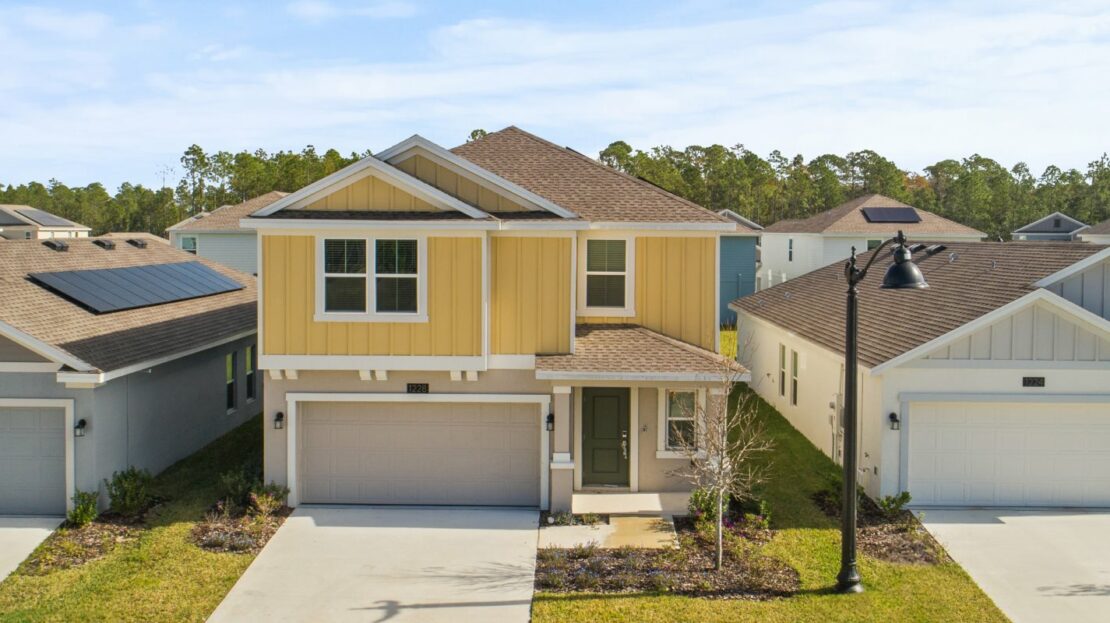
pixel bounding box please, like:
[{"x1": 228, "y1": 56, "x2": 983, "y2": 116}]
[{"x1": 837, "y1": 230, "x2": 927, "y2": 594}]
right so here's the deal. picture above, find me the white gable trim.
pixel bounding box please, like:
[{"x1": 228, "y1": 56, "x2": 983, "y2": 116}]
[
  {"x1": 376, "y1": 135, "x2": 578, "y2": 219},
  {"x1": 1012, "y1": 211, "x2": 1089, "y2": 235},
  {"x1": 716, "y1": 209, "x2": 763, "y2": 231},
  {"x1": 250, "y1": 155, "x2": 490, "y2": 219},
  {"x1": 0, "y1": 320, "x2": 92, "y2": 372},
  {"x1": 870, "y1": 289, "x2": 1110, "y2": 375},
  {"x1": 1032, "y1": 247, "x2": 1110, "y2": 288}
]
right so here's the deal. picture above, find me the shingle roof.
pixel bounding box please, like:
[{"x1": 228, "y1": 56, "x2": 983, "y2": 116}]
[
  {"x1": 451, "y1": 127, "x2": 741, "y2": 227},
  {"x1": 1088, "y1": 218, "x2": 1110, "y2": 236},
  {"x1": 536, "y1": 324, "x2": 747, "y2": 380},
  {"x1": 761, "y1": 194, "x2": 985, "y2": 237},
  {"x1": 0, "y1": 239, "x2": 256, "y2": 373},
  {"x1": 100, "y1": 232, "x2": 170, "y2": 244},
  {"x1": 266, "y1": 209, "x2": 481, "y2": 221},
  {"x1": 169, "y1": 191, "x2": 288, "y2": 232},
  {"x1": 1013, "y1": 212, "x2": 1087, "y2": 234},
  {"x1": 0, "y1": 205, "x2": 88, "y2": 230},
  {"x1": 732, "y1": 241, "x2": 1106, "y2": 367}
]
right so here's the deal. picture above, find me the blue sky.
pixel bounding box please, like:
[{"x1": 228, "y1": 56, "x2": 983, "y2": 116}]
[{"x1": 2, "y1": 0, "x2": 1109, "y2": 189}]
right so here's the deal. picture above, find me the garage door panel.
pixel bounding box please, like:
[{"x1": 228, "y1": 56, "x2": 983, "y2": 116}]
[
  {"x1": 909, "y1": 402, "x2": 1110, "y2": 507},
  {"x1": 299, "y1": 401, "x2": 540, "y2": 507},
  {"x1": 0, "y1": 407, "x2": 66, "y2": 515}
]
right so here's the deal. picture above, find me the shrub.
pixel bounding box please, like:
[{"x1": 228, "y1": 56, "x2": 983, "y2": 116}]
[
  {"x1": 218, "y1": 469, "x2": 256, "y2": 508},
  {"x1": 104, "y1": 466, "x2": 154, "y2": 518},
  {"x1": 878, "y1": 491, "x2": 913, "y2": 520},
  {"x1": 66, "y1": 490, "x2": 99, "y2": 527},
  {"x1": 249, "y1": 482, "x2": 289, "y2": 518},
  {"x1": 567, "y1": 543, "x2": 597, "y2": 560},
  {"x1": 688, "y1": 487, "x2": 729, "y2": 520},
  {"x1": 578, "y1": 512, "x2": 603, "y2": 525}
]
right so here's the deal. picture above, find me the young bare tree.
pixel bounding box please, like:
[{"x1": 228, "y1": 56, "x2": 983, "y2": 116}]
[{"x1": 668, "y1": 362, "x2": 774, "y2": 571}]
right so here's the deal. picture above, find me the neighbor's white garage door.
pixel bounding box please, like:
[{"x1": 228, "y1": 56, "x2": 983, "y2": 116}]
[
  {"x1": 299, "y1": 401, "x2": 540, "y2": 506},
  {"x1": 0, "y1": 407, "x2": 66, "y2": 515},
  {"x1": 908, "y1": 402, "x2": 1110, "y2": 507}
]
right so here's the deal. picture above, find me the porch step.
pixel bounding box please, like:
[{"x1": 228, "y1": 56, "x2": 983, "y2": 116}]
[{"x1": 571, "y1": 491, "x2": 690, "y2": 516}]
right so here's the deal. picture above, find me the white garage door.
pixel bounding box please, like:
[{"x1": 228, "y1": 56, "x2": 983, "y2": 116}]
[
  {"x1": 908, "y1": 402, "x2": 1110, "y2": 507},
  {"x1": 0, "y1": 407, "x2": 66, "y2": 515},
  {"x1": 299, "y1": 401, "x2": 541, "y2": 506}
]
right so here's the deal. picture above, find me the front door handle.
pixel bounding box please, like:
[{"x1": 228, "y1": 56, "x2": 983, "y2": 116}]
[{"x1": 621, "y1": 430, "x2": 629, "y2": 460}]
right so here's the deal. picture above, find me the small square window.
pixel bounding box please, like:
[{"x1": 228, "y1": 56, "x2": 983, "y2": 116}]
[{"x1": 181, "y1": 236, "x2": 197, "y2": 254}]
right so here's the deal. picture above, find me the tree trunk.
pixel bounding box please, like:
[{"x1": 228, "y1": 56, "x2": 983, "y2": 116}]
[{"x1": 716, "y1": 489, "x2": 724, "y2": 571}]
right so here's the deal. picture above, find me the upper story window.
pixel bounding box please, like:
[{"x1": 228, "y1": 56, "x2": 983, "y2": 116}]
[
  {"x1": 181, "y1": 236, "x2": 198, "y2": 255},
  {"x1": 578, "y1": 237, "x2": 635, "y2": 316},
  {"x1": 788, "y1": 238, "x2": 794, "y2": 262},
  {"x1": 866, "y1": 239, "x2": 882, "y2": 250},
  {"x1": 317, "y1": 237, "x2": 427, "y2": 322}
]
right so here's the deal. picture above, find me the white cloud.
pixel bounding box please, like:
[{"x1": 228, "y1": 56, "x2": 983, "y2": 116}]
[{"x1": 286, "y1": 0, "x2": 418, "y2": 22}]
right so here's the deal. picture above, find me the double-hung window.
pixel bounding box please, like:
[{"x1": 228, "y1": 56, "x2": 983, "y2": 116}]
[
  {"x1": 319, "y1": 237, "x2": 425, "y2": 321},
  {"x1": 225, "y1": 352, "x2": 237, "y2": 412},
  {"x1": 787, "y1": 238, "x2": 794, "y2": 262},
  {"x1": 181, "y1": 236, "x2": 198, "y2": 255},
  {"x1": 778, "y1": 344, "x2": 787, "y2": 397},
  {"x1": 245, "y1": 345, "x2": 256, "y2": 402},
  {"x1": 580, "y1": 238, "x2": 633, "y2": 315},
  {"x1": 790, "y1": 350, "x2": 799, "y2": 406},
  {"x1": 665, "y1": 390, "x2": 697, "y2": 450}
]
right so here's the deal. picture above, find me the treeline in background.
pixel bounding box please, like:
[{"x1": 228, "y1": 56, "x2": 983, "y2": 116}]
[{"x1": 1, "y1": 138, "x2": 1108, "y2": 239}]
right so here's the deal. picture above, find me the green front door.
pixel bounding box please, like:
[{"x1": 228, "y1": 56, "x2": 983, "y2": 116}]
[{"x1": 582, "y1": 388, "x2": 630, "y2": 486}]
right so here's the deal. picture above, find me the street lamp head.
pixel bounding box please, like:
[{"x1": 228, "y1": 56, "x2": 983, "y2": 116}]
[{"x1": 881, "y1": 230, "x2": 928, "y2": 290}]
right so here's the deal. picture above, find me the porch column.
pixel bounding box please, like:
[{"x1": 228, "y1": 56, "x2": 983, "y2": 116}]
[{"x1": 550, "y1": 386, "x2": 573, "y2": 512}]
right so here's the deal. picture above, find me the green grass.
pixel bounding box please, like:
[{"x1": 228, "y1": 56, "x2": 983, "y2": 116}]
[
  {"x1": 533, "y1": 391, "x2": 1008, "y2": 623},
  {"x1": 0, "y1": 417, "x2": 263, "y2": 623}
]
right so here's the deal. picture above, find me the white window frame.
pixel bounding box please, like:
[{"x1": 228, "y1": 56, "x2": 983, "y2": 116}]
[
  {"x1": 790, "y1": 349, "x2": 799, "y2": 406},
  {"x1": 787, "y1": 238, "x2": 794, "y2": 262},
  {"x1": 577, "y1": 234, "x2": 635, "y2": 317},
  {"x1": 180, "y1": 235, "x2": 198, "y2": 255},
  {"x1": 656, "y1": 388, "x2": 706, "y2": 459},
  {"x1": 778, "y1": 343, "x2": 787, "y2": 397},
  {"x1": 314, "y1": 235, "x2": 429, "y2": 323},
  {"x1": 245, "y1": 344, "x2": 256, "y2": 403},
  {"x1": 226, "y1": 352, "x2": 237, "y2": 414}
]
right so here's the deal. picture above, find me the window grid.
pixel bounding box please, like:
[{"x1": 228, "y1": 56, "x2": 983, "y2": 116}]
[
  {"x1": 323, "y1": 239, "x2": 368, "y2": 313},
  {"x1": 665, "y1": 389, "x2": 697, "y2": 451}
]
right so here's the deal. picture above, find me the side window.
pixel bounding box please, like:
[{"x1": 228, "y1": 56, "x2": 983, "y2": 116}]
[
  {"x1": 778, "y1": 344, "x2": 786, "y2": 397},
  {"x1": 181, "y1": 236, "x2": 198, "y2": 254},
  {"x1": 226, "y1": 352, "x2": 237, "y2": 412},
  {"x1": 585, "y1": 239, "x2": 627, "y2": 308},
  {"x1": 245, "y1": 345, "x2": 256, "y2": 401},
  {"x1": 790, "y1": 350, "x2": 799, "y2": 406},
  {"x1": 788, "y1": 238, "x2": 794, "y2": 262}
]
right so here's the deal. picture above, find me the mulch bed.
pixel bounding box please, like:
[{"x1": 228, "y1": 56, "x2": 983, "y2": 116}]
[
  {"x1": 191, "y1": 507, "x2": 291, "y2": 554},
  {"x1": 18, "y1": 516, "x2": 141, "y2": 576},
  {"x1": 811, "y1": 490, "x2": 949, "y2": 565},
  {"x1": 535, "y1": 516, "x2": 798, "y2": 599}
]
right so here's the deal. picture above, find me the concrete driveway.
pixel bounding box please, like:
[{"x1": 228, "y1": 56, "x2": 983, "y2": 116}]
[
  {"x1": 922, "y1": 509, "x2": 1110, "y2": 623},
  {"x1": 208, "y1": 506, "x2": 539, "y2": 623},
  {"x1": 0, "y1": 517, "x2": 61, "y2": 581}
]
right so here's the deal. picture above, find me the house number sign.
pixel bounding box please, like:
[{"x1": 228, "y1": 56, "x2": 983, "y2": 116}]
[{"x1": 407, "y1": 383, "x2": 430, "y2": 394}]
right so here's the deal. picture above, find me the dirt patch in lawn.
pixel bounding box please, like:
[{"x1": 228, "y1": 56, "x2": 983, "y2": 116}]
[
  {"x1": 191, "y1": 505, "x2": 291, "y2": 555},
  {"x1": 540, "y1": 511, "x2": 609, "y2": 526},
  {"x1": 535, "y1": 516, "x2": 798, "y2": 599},
  {"x1": 811, "y1": 490, "x2": 949, "y2": 565},
  {"x1": 18, "y1": 517, "x2": 140, "y2": 576}
]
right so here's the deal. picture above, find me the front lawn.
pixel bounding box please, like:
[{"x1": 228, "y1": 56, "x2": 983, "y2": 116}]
[
  {"x1": 532, "y1": 391, "x2": 1007, "y2": 623},
  {"x1": 0, "y1": 417, "x2": 263, "y2": 623}
]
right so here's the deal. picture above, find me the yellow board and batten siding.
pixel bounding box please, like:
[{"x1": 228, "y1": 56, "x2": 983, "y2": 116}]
[
  {"x1": 262, "y1": 235, "x2": 482, "y2": 356},
  {"x1": 395, "y1": 155, "x2": 529, "y2": 213},
  {"x1": 305, "y1": 175, "x2": 438, "y2": 212},
  {"x1": 490, "y1": 237, "x2": 572, "y2": 354},
  {"x1": 579, "y1": 236, "x2": 717, "y2": 350}
]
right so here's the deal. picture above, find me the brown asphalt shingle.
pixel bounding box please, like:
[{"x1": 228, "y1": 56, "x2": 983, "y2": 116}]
[
  {"x1": 761, "y1": 194, "x2": 985, "y2": 236},
  {"x1": 1087, "y1": 218, "x2": 1110, "y2": 235},
  {"x1": 169, "y1": 191, "x2": 288, "y2": 232},
  {"x1": 0, "y1": 238, "x2": 256, "y2": 373},
  {"x1": 451, "y1": 127, "x2": 742, "y2": 227},
  {"x1": 732, "y1": 241, "x2": 1106, "y2": 367},
  {"x1": 536, "y1": 324, "x2": 746, "y2": 379}
]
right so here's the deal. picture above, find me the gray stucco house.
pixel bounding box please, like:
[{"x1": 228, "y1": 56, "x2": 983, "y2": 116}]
[
  {"x1": 166, "y1": 191, "x2": 287, "y2": 275},
  {"x1": 0, "y1": 237, "x2": 260, "y2": 515}
]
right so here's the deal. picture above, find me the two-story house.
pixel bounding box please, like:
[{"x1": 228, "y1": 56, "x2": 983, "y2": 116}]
[
  {"x1": 244, "y1": 127, "x2": 751, "y2": 513},
  {"x1": 167, "y1": 191, "x2": 288, "y2": 274}
]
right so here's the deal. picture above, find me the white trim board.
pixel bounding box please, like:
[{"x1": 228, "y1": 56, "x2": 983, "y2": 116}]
[
  {"x1": 282, "y1": 392, "x2": 552, "y2": 509},
  {"x1": 260, "y1": 354, "x2": 486, "y2": 372},
  {"x1": 0, "y1": 398, "x2": 76, "y2": 513},
  {"x1": 0, "y1": 320, "x2": 92, "y2": 372}
]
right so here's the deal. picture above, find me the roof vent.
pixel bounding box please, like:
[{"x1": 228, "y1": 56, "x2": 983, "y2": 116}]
[
  {"x1": 42, "y1": 239, "x2": 69, "y2": 252},
  {"x1": 924, "y1": 244, "x2": 947, "y2": 257},
  {"x1": 127, "y1": 239, "x2": 148, "y2": 249},
  {"x1": 908, "y1": 243, "x2": 927, "y2": 253},
  {"x1": 948, "y1": 252, "x2": 959, "y2": 264},
  {"x1": 93, "y1": 239, "x2": 116, "y2": 250}
]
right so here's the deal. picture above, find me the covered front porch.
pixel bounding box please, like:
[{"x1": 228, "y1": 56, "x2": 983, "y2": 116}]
[{"x1": 537, "y1": 324, "x2": 749, "y2": 512}]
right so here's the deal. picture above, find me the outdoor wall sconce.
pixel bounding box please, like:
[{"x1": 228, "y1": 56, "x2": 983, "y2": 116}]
[
  {"x1": 274, "y1": 412, "x2": 285, "y2": 430},
  {"x1": 888, "y1": 412, "x2": 901, "y2": 431},
  {"x1": 546, "y1": 413, "x2": 555, "y2": 432},
  {"x1": 74, "y1": 419, "x2": 87, "y2": 437}
]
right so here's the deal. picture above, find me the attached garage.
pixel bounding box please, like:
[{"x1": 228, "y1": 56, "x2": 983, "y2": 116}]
[
  {"x1": 907, "y1": 402, "x2": 1110, "y2": 507},
  {"x1": 295, "y1": 398, "x2": 544, "y2": 507},
  {"x1": 0, "y1": 405, "x2": 67, "y2": 515}
]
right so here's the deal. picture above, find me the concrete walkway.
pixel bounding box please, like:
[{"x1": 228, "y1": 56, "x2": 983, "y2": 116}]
[
  {"x1": 208, "y1": 506, "x2": 539, "y2": 623},
  {"x1": 0, "y1": 516, "x2": 61, "y2": 581},
  {"x1": 922, "y1": 509, "x2": 1110, "y2": 623}
]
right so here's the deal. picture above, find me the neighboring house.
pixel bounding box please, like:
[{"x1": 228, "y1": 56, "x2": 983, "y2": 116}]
[
  {"x1": 244, "y1": 126, "x2": 752, "y2": 512},
  {"x1": 1012, "y1": 212, "x2": 1088, "y2": 241},
  {"x1": 167, "y1": 191, "x2": 288, "y2": 274},
  {"x1": 101, "y1": 232, "x2": 169, "y2": 245},
  {"x1": 732, "y1": 241, "x2": 1110, "y2": 508},
  {"x1": 0, "y1": 237, "x2": 260, "y2": 515},
  {"x1": 0, "y1": 205, "x2": 91, "y2": 240},
  {"x1": 758, "y1": 194, "x2": 984, "y2": 288},
  {"x1": 1079, "y1": 217, "x2": 1110, "y2": 245},
  {"x1": 717, "y1": 209, "x2": 762, "y2": 325}
]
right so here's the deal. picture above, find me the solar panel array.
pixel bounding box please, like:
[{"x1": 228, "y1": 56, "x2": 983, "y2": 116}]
[
  {"x1": 16, "y1": 207, "x2": 75, "y2": 227},
  {"x1": 0, "y1": 209, "x2": 26, "y2": 227},
  {"x1": 860, "y1": 206, "x2": 921, "y2": 223},
  {"x1": 29, "y1": 261, "x2": 244, "y2": 314}
]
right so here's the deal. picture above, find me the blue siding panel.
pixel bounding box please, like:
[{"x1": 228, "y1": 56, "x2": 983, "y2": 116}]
[{"x1": 719, "y1": 236, "x2": 757, "y2": 325}]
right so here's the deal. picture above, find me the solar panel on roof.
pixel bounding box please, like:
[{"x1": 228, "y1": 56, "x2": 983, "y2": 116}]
[
  {"x1": 16, "y1": 207, "x2": 75, "y2": 227},
  {"x1": 860, "y1": 207, "x2": 921, "y2": 223},
  {"x1": 29, "y1": 261, "x2": 243, "y2": 314},
  {"x1": 0, "y1": 210, "x2": 26, "y2": 227}
]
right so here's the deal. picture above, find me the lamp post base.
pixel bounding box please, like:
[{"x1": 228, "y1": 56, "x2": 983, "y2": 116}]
[{"x1": 836, "y1": 568, "x2": 864, "y2": 594}]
